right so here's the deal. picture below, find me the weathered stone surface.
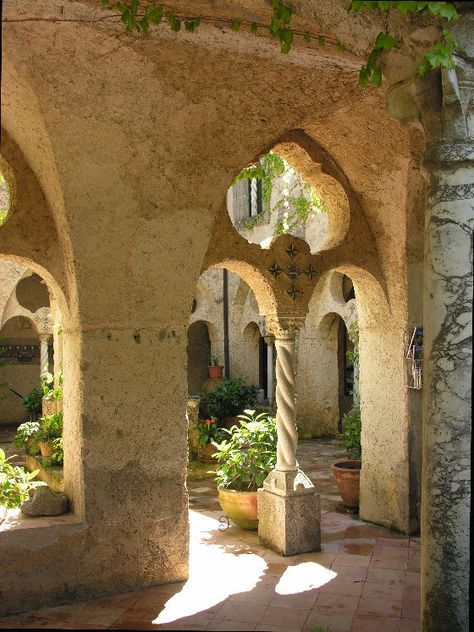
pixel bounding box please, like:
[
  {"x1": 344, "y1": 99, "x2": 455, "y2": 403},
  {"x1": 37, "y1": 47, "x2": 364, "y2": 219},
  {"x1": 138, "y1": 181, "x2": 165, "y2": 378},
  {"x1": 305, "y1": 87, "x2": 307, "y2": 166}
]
[
  {"x1": 258, "y1": 484, "x2": 321, "y2": 556},
  {"x1": 21, "y1": 485, "x2": 69, "y2": 517}
]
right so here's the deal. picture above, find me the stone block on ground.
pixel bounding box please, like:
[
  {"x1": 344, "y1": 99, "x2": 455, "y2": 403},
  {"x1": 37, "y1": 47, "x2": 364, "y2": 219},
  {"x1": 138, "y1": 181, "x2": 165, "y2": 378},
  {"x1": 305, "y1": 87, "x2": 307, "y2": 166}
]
[{"x1": 21, "y1": 484, "x2": 69, "y2": 516}]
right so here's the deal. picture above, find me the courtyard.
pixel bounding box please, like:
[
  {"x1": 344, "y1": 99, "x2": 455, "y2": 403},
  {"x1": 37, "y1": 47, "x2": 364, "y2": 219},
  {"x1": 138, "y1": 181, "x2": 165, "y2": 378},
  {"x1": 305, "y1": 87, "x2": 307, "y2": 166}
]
[{"x1": 0, "y1": 435, "x2": 420, "y2": 631}]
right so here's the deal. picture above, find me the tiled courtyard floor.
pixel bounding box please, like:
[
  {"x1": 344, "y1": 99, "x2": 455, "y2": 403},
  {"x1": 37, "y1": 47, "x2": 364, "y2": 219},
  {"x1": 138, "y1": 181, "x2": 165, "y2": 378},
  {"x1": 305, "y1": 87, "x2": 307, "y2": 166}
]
[{"x1": 0, "y1": 437, "x2": 421, "y2": 631}]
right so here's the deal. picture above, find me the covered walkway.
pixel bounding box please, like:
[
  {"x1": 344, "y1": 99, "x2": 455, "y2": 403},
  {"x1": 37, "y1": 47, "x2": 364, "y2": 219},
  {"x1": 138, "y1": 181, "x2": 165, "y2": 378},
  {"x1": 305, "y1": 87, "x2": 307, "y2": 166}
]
[{"x1": 0, "y1": 439, "x2": 420, "y2": 631}]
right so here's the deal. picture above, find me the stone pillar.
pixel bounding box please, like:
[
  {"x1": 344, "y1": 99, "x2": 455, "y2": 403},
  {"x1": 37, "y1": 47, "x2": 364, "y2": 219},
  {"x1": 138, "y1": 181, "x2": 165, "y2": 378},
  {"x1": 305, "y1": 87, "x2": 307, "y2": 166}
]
[
  {"x1": 264, "y1": 335, "x2": 274, "y2": 405},
  {"x1": 420, "y1": 18, "x2": 473, "y2": 631},
  {"x1": 39, "y1": 333, "x2": 50, "y2": 376},
  {"x1": 258, "y1": 316, "x2": 320, "y2": 556}
]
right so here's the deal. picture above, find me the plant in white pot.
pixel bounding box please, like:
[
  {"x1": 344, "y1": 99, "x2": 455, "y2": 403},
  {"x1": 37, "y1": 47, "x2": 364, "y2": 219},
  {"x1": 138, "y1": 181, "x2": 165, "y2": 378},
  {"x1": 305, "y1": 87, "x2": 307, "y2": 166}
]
[{"x1": 213, "y1": 410, "x2": 277, "y2": 529}]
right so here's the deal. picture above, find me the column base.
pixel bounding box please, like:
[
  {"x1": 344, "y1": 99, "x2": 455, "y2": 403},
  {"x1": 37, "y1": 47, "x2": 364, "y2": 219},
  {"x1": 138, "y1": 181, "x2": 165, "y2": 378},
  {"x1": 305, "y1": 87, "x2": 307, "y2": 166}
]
[{"x1": 257, "y1": 469, "x2": 321, "y2": 556}]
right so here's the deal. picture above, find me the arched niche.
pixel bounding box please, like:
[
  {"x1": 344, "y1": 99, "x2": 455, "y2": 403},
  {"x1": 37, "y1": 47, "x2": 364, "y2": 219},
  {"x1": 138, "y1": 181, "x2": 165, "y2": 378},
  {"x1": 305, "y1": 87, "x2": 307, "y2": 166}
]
[{"x1": 186, "y1": 320, "x2": 212, "y2": 396}]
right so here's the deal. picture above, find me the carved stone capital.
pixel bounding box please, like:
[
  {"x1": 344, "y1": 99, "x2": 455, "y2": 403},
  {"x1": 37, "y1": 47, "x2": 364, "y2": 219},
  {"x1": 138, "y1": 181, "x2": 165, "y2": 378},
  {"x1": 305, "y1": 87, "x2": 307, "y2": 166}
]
[{"x1": 265, "y1": 314, "x2": 306, "y2": 339}]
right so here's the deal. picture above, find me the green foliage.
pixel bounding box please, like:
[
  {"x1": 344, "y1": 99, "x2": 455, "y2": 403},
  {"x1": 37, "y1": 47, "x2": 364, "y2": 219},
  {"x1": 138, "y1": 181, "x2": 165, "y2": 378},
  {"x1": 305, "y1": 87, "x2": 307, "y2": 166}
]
[
  {"x1": 213, "y1": 410, "x2": 277, "y2": 491},
  {"x1": 103, "y1": 1, "x2": 458, "y2": 86},
  {"x1": 341, "y1": 406, "x2": 361, "y2": 460},
  {"x1": 346, "y1": 320, "x2": 359, "y2": 365},
  {"x1": 13, "y1": 421, "x2": 41, "y2": 452},
  {"x1": 199, "y1": 377, "x2": 259, "y2": 421},
  {"x1": 209, "y1": 353, "x2": 221, "y2": 366},
  {"x1": 22, "y1": 387, "x2": 43, "y2": 421},
  {"x1": 41, "y1": 370, "x2": 63, "y2": 401},
  {"x1": 0, "y1": 448, "x2": 40, "y2": 509},
  {"x1": 196, "y1": 416, "x2": 227, "y2": 447},
  {"x1": 310, "y1": 626, "x2": 332, "y2": 632},
  {"x1": 236, "y1": 152, "x2": 326, "y2": 235},
  {"x1": 50, "y1": 437, "x2": 64, "y2": 466},
  {"x1": 39, "y1": 412, "x2": 63, "y2": 444}
]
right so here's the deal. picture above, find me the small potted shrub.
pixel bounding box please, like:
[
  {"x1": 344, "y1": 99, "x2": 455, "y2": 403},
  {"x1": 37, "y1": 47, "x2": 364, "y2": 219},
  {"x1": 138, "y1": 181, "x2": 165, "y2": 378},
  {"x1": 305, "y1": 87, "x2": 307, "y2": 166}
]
[
  {"x1": 213, "y1": 410, "x2": 277, "y2": 529},
  {"x1": 13, "y1": 421, "x2": 41, "y2": 455},
  {"x1": 0, "y1": 448, "x2": 40, "y2": 523},
  {"x1": 196, "y1": 416, "x2": 227, "y2": 463},
  {"x1": 331, "y1": 406, "x2": 361, "y2": 510},
  {"x1": 22, "y1": 387, "x2": 43, "y2": 421},
  {"x1": 38, "y1": 412, "x2": 63, "y2": 459},
  {"x1": 200, "y1": 376, "x2": 259, "y2": 427},
  {"x1": 208, "y1": 354, "x2": 224, "y2": 379}
]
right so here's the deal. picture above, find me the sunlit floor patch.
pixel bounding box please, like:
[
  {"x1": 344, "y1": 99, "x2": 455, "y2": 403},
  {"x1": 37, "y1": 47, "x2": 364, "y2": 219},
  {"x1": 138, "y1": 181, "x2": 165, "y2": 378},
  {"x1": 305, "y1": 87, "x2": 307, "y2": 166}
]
[{"x1": 275, "y1": 562, "x2": 337, "y2": 594}]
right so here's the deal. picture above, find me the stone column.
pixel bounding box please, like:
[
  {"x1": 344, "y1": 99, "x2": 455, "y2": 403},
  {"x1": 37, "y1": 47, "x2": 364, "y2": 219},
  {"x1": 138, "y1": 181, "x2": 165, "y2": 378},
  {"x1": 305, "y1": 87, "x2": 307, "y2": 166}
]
[
  {"x1": 420, "y1": 20, "x2": 473, "y2": 632},
  {"x1": 258, "y1": 315, "x2": 320, "y2": 556},
  {"x1": 39, "y1": 333, "x2": 50, "y2": 376},
  {"x1": 264, "y1": 335, "x2": 274, "y2": 405}
]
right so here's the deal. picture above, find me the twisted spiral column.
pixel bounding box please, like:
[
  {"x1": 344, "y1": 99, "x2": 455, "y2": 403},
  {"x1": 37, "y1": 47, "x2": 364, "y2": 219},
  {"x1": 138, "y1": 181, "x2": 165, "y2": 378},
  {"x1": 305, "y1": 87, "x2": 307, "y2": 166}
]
[
  {"x1": 275, "y1": 337, "x2": 298, "y2": 471},
  {"x1": 39, "y1": 334, "x2": 50, "y2": 376}
]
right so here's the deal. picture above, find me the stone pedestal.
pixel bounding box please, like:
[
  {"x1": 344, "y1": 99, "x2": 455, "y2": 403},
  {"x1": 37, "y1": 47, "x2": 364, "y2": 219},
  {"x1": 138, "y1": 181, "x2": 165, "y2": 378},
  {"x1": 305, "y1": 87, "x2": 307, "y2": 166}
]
[{"x1": 258, "y1": 469, "x2": 321, "y2": 556}]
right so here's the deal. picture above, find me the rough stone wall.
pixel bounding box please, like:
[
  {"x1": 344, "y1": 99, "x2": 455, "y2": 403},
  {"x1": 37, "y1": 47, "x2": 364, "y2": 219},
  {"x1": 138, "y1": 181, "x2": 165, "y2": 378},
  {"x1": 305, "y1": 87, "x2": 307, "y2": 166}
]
[{"x1": 0, "y1": 0, "x2": 435, "y2": 616}]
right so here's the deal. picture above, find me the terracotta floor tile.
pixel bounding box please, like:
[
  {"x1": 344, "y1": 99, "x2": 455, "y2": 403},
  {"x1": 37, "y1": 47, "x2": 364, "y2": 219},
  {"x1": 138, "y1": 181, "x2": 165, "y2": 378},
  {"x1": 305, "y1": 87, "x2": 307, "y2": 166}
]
[
  {"x1": 362, "y1": 581, "x2": 404, "y2": 601},
  {"x1": 216, "y1": 602, "x2": 266, "y2": 624},
  {"x1": 330, "y1": 564, "x2": 368, "y2": 582},
  {"x1": 268, "y1": 590, "x2": 318, "y2": 609},
  {"x1": 357, "y1": 596, "x2": 402, "y2": 618},
  {"x1": 320, "y1": 577, "x2": 365, "y2": 597},
  {"x1": 405, "y1": 571, "x2": 421, "y2": 587},
  {"x1": 366, "y1": 568, "x2": 406, "y2": 584},
  {"x1": 351, "y1": 613, "x2": 401, "y2": 632},
  {"x1": 259, "y1": 605, "x2": 311, "y2": 628},
  {"x1": 401, "y1": 599, "x2": 420, "y2": 620},
  {"x1": 406, "y1": 559, "x2": 421, "y2": 572},
  {"x1": 227, "y1": 588, "x2": 275, "y2": 605},
  {"x1": 315, "y1": 592, "x2": 360, "y2": 617},
  {"x1": 304, "y1": 609, "x2": 355, "y2": 632},
  {"x1": 370, "y1": 557, "x2": 408, "y2": 571},
  {"x1": 209, "y1": 619, "x2": 256, "y2": 631},
  {"x1": 399, "y1": 618, "x2": 420, "y2": 631},
  {"x1": 333, "y1": 553, "x2": 372, "y2": 568}
]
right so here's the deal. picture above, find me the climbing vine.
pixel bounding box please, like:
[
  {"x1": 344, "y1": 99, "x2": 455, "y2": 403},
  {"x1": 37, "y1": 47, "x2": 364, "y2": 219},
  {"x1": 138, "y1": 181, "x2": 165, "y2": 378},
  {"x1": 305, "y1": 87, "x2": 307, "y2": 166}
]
[
  {"x1": 99, "y1": 1, "x2": 459, "y2": 86},
  {"x1": 234, "y1": 153, "x2": 326, "y2": 235}
]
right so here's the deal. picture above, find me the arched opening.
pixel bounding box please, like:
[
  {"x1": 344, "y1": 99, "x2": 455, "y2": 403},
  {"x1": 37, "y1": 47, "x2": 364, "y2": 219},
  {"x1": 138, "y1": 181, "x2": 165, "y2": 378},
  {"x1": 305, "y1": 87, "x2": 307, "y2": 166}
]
[
  {"x1": 226, "y1": 151, "x2": 330, "y2": 252},
  {"x1": 15, "y1": 273, "x2": 50, "y2": 313},
  {"x1": 187, "y1": 321, "x2": 211, "y2": 397},
  {"x1": 0, "y1": 316, "x2": 42, "y2": 424}
]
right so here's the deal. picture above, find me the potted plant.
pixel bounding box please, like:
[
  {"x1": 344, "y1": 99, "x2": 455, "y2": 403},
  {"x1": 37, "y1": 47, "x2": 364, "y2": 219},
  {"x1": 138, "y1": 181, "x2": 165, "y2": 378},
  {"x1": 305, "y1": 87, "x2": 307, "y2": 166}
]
[
  {"x1": 331, "y1": 406, "x2": 361, "y2": 510},
  {"x1": 0, "y1": 448, "x2": 40, "y2": 523},
  {"x1": 213, "y1": 410, "x2": 277, "y2": 529},
  {"x1": 13, "y1": 421, "x2": 41, "y2": 455},
  {"x1": 200, "y1": 376, "x2": 259, "y2": 427},
  {"x1": 38, "y1": 412, "x2": 63, "y2": 459},
  {"x1": 196, "y1": 416, "x2": 227, "y2": 463},
  {"x1": 208, "y1": 354, "x2": 224, "y2": 379}
]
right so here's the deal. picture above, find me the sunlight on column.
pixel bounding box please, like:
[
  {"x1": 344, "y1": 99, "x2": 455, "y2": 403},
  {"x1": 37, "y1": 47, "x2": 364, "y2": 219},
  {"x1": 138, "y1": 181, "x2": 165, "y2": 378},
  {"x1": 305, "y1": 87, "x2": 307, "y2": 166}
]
[
  {"x1": 275, "y1": 562, "x2": 337, "y2": 595},
  {"x1": 153, "y1": 510, "x2": 267, "y2": 624}
]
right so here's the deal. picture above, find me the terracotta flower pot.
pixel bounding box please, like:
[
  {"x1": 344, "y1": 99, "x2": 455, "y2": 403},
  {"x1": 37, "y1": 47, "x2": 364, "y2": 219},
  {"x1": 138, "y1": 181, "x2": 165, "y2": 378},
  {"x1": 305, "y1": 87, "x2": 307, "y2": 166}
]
[
  {"x1": 208, "y1": 365, "x2": 224, "y2": 379},
  {"x1": 218, "y1": 488, "x2": 258, "y2": 530},
  {"x1": 39, "y1": 441, "x2": 54, "y2": 458},
  {"x1": 198, "y1": 442, "x2": 218, "y2": 463},
  {"x1": 331, "y1": 460, "x2": 361, "y2": 509}
]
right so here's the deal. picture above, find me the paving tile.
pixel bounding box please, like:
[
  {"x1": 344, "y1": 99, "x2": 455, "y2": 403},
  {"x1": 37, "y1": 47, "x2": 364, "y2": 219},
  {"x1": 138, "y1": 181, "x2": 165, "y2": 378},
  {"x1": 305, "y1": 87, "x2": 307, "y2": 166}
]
[
  {"x1": 399, "y1": 618, "x2": 420, "y2": 631},
  {"x1": 216, "y1": 601, "x2": 266, "y2": 624},
  {"x1": 268, "y1": 590, "x2": 318, "y2": 609},
  {"x1": 320, "y1": 577, "x2": 365, "y2": 597},
  {"x1": 258, "y1": 605, "x2": 311, "y2": 628},
  {"x1": 357, "y1": 596, "x2": 402, "y2": 618},
  {"x1": 304, "y1": 609, "x2": 354, "y2": 632},
  {"x1": 315, "y1": 592, "x2": 360, "y2": 618},
  {"x1": 351, "y1": 613, "x2": 401, "y2": 631},
  {"x1": 332, "y1": 553, "x2": 372, "y2": 568},
  {"x1": 401, "y1": 599, "x2": 420, "y2": 621},
  {"x1": 209, "y1": 619, "x2": 256, "y2": 631}
]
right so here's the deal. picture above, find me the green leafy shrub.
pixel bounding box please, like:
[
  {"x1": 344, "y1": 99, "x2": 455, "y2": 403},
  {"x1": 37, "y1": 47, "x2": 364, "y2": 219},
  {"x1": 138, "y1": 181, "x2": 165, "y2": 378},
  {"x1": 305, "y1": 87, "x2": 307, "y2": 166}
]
[
  {"x1": 42, "y1": 370, "x2": 63, "y2": 401},
  {"x1": 0, "y1": 448, "x2": 40, "y2": 509},
  {"x1": 213, "y1": 410, "x2": 277, "y2": 492},
  {"x1": 13, "y1": 421, "x2": 41, "y2": 453},
  {"x1": 199, "y1": 377, "x2": 258, "y2": 421},
  {"x1": 39, "y1": 412, "x2": 63, "y2": 443},
  {"x1": 22, "y1": 387, "x2": 43, "y2": 421},
  {"x1": 341, "y1": 406, "x2": 361, "y2": 460},
  {"x1": 196, "y1": 416, "x2": 227, "y2": 448}
]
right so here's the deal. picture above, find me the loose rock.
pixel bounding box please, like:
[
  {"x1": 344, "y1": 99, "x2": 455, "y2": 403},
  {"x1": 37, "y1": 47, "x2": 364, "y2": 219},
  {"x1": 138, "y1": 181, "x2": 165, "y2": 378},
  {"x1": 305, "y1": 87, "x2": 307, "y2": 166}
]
[{"x1": 21, "y1": 484, "x2": 69, "y2": 516}]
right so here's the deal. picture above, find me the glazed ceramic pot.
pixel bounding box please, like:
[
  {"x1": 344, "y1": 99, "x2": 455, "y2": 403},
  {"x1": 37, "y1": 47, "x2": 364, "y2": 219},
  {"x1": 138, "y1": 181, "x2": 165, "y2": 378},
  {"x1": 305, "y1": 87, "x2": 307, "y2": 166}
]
[{"x1": 218, "y1": 488, "x2": 258, "y2": 529}]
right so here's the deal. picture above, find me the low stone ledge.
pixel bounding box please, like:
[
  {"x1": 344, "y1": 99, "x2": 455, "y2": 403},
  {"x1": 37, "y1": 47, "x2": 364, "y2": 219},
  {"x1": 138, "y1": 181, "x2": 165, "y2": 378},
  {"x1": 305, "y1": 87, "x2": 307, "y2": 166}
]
[{"x1": 25, "y1": 454, "x2": 64, "y2": 493}]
